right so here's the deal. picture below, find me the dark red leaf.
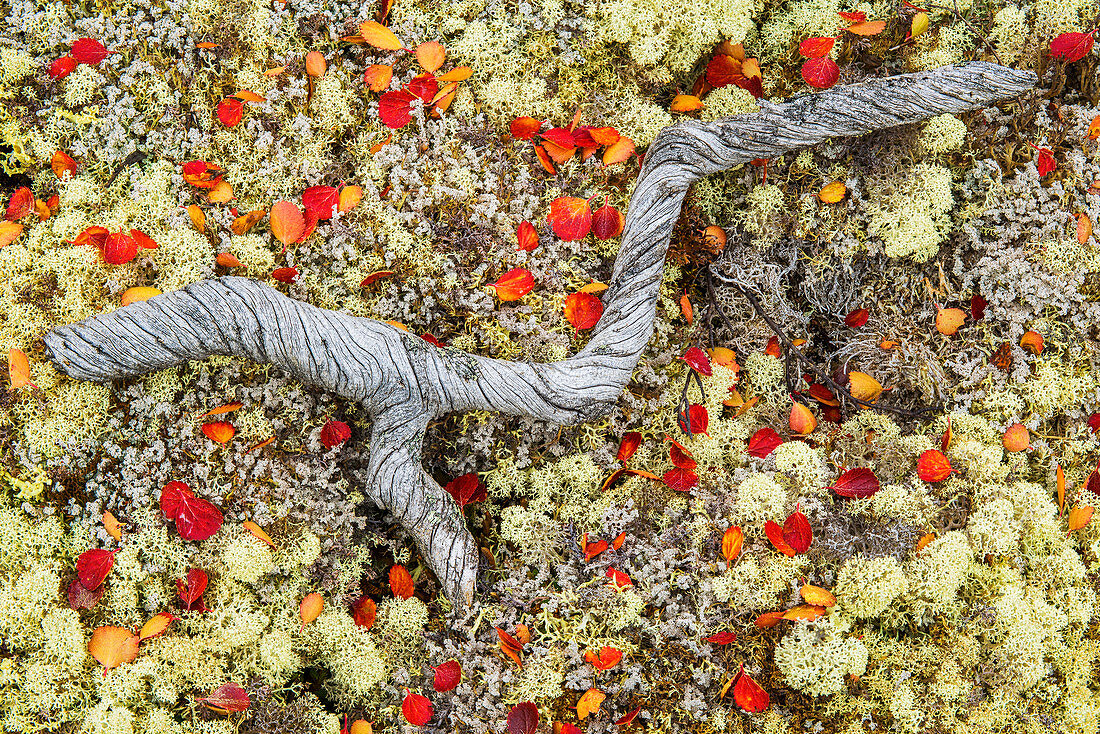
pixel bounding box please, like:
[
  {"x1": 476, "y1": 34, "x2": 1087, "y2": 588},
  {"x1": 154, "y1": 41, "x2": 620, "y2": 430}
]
[
  {"x1": 678, "y1": 404, "x2": 709, "y2": 436},
  {"x1": 1033, "y1": 145, "x2": 1056, "y2": 177},
  {"x1": 844, "y1": 308, "x2": 869, "y2": 327},
  {"x1": 67, "y1": 578, "x2": 105, "y2": 609},
  {"x1": 1088, "y1": 413, "x2": 1100, "y2": 434},
  {"x1": 680, "y1": 346, "x2": 712, "y2": 376},
  {"x1": 829, "y1": 467, "x2": 881, "y2": 498},
  {"x1": 970, "y1": 293, "x2": 987, "y2": 320},
  {"x1": 379, "y1": 89, "x2": 418, "y2": 128},
  {"x1": 72, "y1": 38, "x2": 110, "y2": 65},
  {"x1": 402, "y1": 691, "x2": 432, "y2": 726},
  {"x1": 746, "y1": 427, "x2": 784, "y2": 458},
  {"x1": 592, "y1": 201, "x2": 624, "y2": 240},
  {"x1": 665, "y1": 434, "x2": 697, "y2": 470},
  {"x1": 705, "y1": 630, "x2": 737, "y2": 645},
  {"x1": 302, "y1": 185, "x2": 339, "y2": 220},
  {"x1": 198, "y1": 682, "x2": 250, "y2": 713},
  {"x1": 360, "y1": 270, "x2": 395, "y2": 287},
  {"x1": 801, "y1": 57, "x2": 839, "y2": 89},
  {"x1": 506, "y1": 702, "x2": 539, "y2": 734},
  {"x1": 615, "y1": 707, "x2": 642, "y2": 726},
  {"x1": 320, "y1": 419, "x2": 351, "y2": 449},
  {"x1": 838, "y1": 10, "x2": 866, "y2": 21},
  {"x1": 76, "y1": 548, "x2": 116, "y2": 590},
  {"x1": 272, "y1": 267, "x2": 298, "y2": 283},
  {"x1": 1086, "y1": 466, "x2": 1100, "y2": 497},
  {"x1": 160, "y1": 481, "x2": 223, "y2": 541},
  {"x1": 433, "y1": 660, "x2": 462, "y2": 692},
  {"x1": 617, "y1": 431, "x2": 642, "y2": 463},
  {"x1": 352, "y1": 595, "x2": 377, "y2": 628},
  {"x1": 444, "y1": 472, "x2": 486, "y2": 509},
  {"x1": 663, "y1": 467, "x2": 698, "y2": 492},
  {"x1": 540, "y1": 127, "x2": 577, "y2": 149},
  {"x1": 783, "y1": 508, "x2": 812, "y2": 553},
  {"x1": 177, "y1": 568, "x2": 209, "y2": 610},
  {"x1": 1050, "y1": 30, "x2": 1095, "y2": 63}
]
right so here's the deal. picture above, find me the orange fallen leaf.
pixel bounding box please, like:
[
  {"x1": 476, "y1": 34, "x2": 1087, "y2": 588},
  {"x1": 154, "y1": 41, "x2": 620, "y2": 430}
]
[
  {"x1": 680, "y1": 293, "x2": 693, "y2": 325},
  {"x1": 415, "y1": 41, "x2": 445, "y2": 72},
  {"x1": 270, "y1": 201, "x2": 305, "y2": 245},
  {"x1": 577, "y1": 688, "x2": 606, "y2": 719},
  {"x1": 0, "y1": 221, "x2": 25, "y2": 248},
  {"x1": 138, "y1": 612, "x2": 176, "y2": 642},
  {"x1": 789, "y1": 402, "x2": 817, "y2": 435},
  {"x1": 670, "y1": 94, "x2": 704, "y2": 113},
  {"x1": 88, "y1": 626, "x2": 139, "y2": 671},
  {"x1": 186, "y1": 204, "x2": 205, "y2": 234},
  {"x1": 202, "y1": 421, "x2": 235, "y2": 443},
  {"x1": 8, "y1": 348, "x2": 35, "y2": 389},
  {"x1": 120, "y1": 286, "x2": 160, "y2": 307},
  {"x1": 200, "y1": 401, "x2": 243, "y2": 417},
  {"x1": 1067, "y1": 505, "x2": 1094, "y2": 533},
  {"x1": 358, "y1": 21, "x2": 403, "y2": 50},
  {"x1": 721, "y1": 525, "x2": 743, "y2": 562},
  {"x1": 799, "y1": 584, "x2": 836, "y2": 607},
  {"x1": 602, "y1": 136, "x2": 634, "y2": 165},
  {"x1": 490, "y1": 268, "x2": 535, "y2": 301},
  {"x1": 436, "y1": 66, "x2": 472, "y2": 82},
  {"x1": 847, "y1": 371, "x2": 883, "y2": 403},
  {"x1": 782, "y1": 604, "x2": 826, "y2": 621},
  {"x1": 496, "y1": 626, "x2": 525, "y2": 667},
  {"x1": 916, "y1": 531, "x2": 936, "y2": 553},
  {"x1": 243, "y1": 520, "x2": 275, "y2": 548},
  {"x1": 299, "y1": 592, "x2": 324, "y2": 628},
  {"x1": 818, "y1": 181, "x2": 846, "y2": 203},
  {"x1": 754, "y1": 610, "x2": 785, "y2": 628},
  {"x1": 231, "y1": 209, "x2": 265, "y2": 235},
  {"x1": 1057, "y1": 464, "x2": 1065, "y2": 514},
  {"x1": 102, "y1": 511, "x2": 123, "y2": 541},
  {"x1": 1019, "y1": 330, "x2": 1043, "y2": 355},
  {"x1": 935, "y1": 307, "x2": 965, "y2": 336},
  {"x1": 389, "y1": 564, "x2": 414, "y2": 599},
  {"x1": 584, "y1": 645, "x2": 622, "y2": 671},
  {"x1": 363, "y1": 64, "x2": 393, "y2": 93}
]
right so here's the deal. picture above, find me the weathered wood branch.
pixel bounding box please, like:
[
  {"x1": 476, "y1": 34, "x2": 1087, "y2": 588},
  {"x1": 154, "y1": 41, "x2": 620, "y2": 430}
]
[{"x1": 44, "y1": 62, "x2": 1035, "y2": 612}]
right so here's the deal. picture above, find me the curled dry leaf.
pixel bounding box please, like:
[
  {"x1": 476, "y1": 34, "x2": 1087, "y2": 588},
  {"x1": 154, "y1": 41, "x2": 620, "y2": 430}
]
[
  {"x1": 88, "y1": 626, "x2": 140, "y2": 671},
  {"x1": 496, "y1": 626, "x2": 525, "y2": 667},
  {"x1": 583, "y1": 536, "x2": 609, "y2": 562},
  {"x1": 1078, "y1": 212, "x2": 1093, "y2": 244},
  {"x1": 1019, "y1": 330, "x2": 1043, "y2": 355},
  {"x1": 390, "y1": 564, "x2": 415, "y2": 599}
]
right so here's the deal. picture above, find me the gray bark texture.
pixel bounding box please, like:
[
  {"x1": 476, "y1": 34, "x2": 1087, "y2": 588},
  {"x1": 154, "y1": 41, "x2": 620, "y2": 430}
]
[{"x1": 45, "y1": 62, "x2": 1036, "y2": 612}]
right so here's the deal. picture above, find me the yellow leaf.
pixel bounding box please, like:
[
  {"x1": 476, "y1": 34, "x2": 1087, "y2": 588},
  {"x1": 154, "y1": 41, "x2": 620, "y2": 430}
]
[
  {"x1": 207, "y1": 180, "x2": 234, "y2": 203},
  {"x1": 847, "y1": 371, "x2": 883, "y2": 402},
  {"x1": 137, "y1": 612, "x2": 175, "y2": 641},
  {"x1": 338, "y1": 185, "x2": 363, "y2": 213},
  {"x1": 358, "y1": 20, "x2": 403, "y2": 51},
  {"x1": 186, "y1": 204, "x2": 205, "y2": 234},
  {"x1": 818, "y1": 181, "x2": 846, "y2": 203},
  {"x1": 263, "y1": 65, "x2": 286, "y2": 76},
  {"x1": 88, "y1": 626, "x2": 140, "y2": 670},
  {"x1": 243, "y1": 520, "x2": 276, "y2": 548},
  {"x1": 670, "y1": 94, "x2": 704, "y2": 113},
  {"x1": 1067, "y1": 506, "x2": 1094, "y2": 532},
  {"x1": 120, "y1": 286, "x2": 161, "y2": 307},
  {"x1": 910, "y1": 12, "x2": 930, "y2": 38},
  {"x1": 0, "y1": 221, "x2": 24, "y2": 248},
  {"x1": 709, "y1": 346, "x2": 737, "y2": 367},
  {"x1": 349, "y1": 721, "x2": 373, "y2": 734},
  {"x1": 935, "y1": 307, "x2": 965, "y2": 336},
  {"x1": 580, "y1": 281, "x2": 608, "y2": 294},
  {"x1": 102, "y1": 511, "x2": 123, "y2": 541},
  {"x1": 8, "y1": 348, "x2": 35, "y2": 389},
  {"x1": 799, "y1": 584, "x2": 836, "y2": 607},
  {"x1": 577, "y1": 688, "x2": 606, "y2": 720}
]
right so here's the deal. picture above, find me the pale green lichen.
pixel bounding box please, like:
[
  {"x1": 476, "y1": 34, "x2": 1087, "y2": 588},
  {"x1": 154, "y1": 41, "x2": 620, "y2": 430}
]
[{"x1": 774, "y1": 617, "x2": 868, "y2": 696}]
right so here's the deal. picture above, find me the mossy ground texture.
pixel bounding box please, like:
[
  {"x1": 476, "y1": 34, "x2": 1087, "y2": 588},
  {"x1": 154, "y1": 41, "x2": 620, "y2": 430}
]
[{"x1": 1, "y1": 0, "x2": 1100, "y2": 732}]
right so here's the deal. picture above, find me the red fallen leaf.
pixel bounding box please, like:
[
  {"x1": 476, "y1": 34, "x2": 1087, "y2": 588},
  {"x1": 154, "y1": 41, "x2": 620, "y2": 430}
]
[
  {"x1": 783, "y1": 507, "x2": 812, "y2": 553},
  {"x1": 547, "y1": 196, "x2": 593, "y2": 241},
  {"x1": 496, "y1": 626, "x2": 525, "y2": 667},
  {"x1": 67, "y1": 578, "x2": 106, "y2": 609},
  {"x1": 1085, "y1": 465, "x2": 1100, "y2": 497},
  {"x1": 176, "y1": 568, "x2": 209, "y2": 610},
  {"x1": 390, "y1": 564, "x2": 415, "y2": 599},
  {"x1": 320, "y1": 419, "x2": 351, "y2": 449},
  {"x1": 733, "y1": 664, "x2": 770, "y2": 713},
  {"x1": 765, "y1": 336, "x2": 781, "y2": 358},
  {"x1": 571, "y1": 126, "x2": 598, "y2": 147},
  {"x1": 678, "y1": 404, "x2": 709, "y2": 436},
  {"x1": 617, "y1": 431, "x2": 642, "y2": 463},
  {"x1": 666, "y1": 434, "x2": 697, "y2": 470},
  {"x1": 51, "y1": 150, "x2": 78, "y2": 179},
  {"x1": 765, "y1": 520, "x2": 796, "y2": 556},
  {"x1": 706, "y1": 53, "x2": 742, "y2": 87},
  {"x1": 612, "y1": 530, "x2": 626, "y2": 550},
  {"x1": 379, "y1": 89, "x2": 418, "y2": 128},
  {"x1": 352, "y1": 595, "x2": 377, "y2": 628},
  {"x1": 506, "y1": 701, "x2": 538, "y2": 734},
  {"x1": 202, "y1": 421, "x2": 235, "y2": 443},
  {"x1": 516, "y1": 220, "x2": 538, "y2": 251},
  {"x1": 838, "y1": 10, "x2": 866, "y2": 21},
  {"x1": 680, "y1": 346, "x2": 712, "y2": 376},
  {"x1": 217, "y1": 97, "x2": 243, "y2": 127},
  {"x1": 198, "y1": 682, "x2": 250, "y2": 713},
  {"x1": 510, "y1": 116, "x2": 542, "y2": 139},
  {"x1": 746, "y1": 427, "x2": 784, "y2": 458},
  {"x1": 407, "y1": 72, "x2": 439, "y2": 103},
  {"x1": 844, "y1": 308, "x2": 869, "y2": 327},
  {"x1": 491, "y1": 268, "x2": 535, "y2": 301},
  {"x1": 160, "y1": 481, "x2": 223, "y2": 541},
  {"x1": 564, "y1": 292, "x2": 603, "y2": 331},
  {"x1": 754, "y1": 610, "x2": 785, "y2": 628},
  {"x1": 802, "y1": 57, "x2": 839, "y2": 89},
  {"x1": 663, "y1": 467, "x2": 698, "y2": 492},
  {"x1": 50, "y1": 56, "x2": 77, "y2": 79},
  {"x1": 76, "y1": 548, "x2": 117, "y2": 590},
  {"x1": 605, "y1": 567, "x2": 633, "y2": 589},
  {"x1": 806, "y1": 383, "x2": 840, "y2": 407},
  {"x1": 592, "y1": 200, "x2": 625, "y2": 240},
  {"x1": 917, "y1": 449, "x2": 954, "y2": 483},
  {"x1": 444, "y1": 472, "x2": 486, "y2": 509},
  {"x1": 585, "y1": 645, "x2": 623, "y2": 670},
  {"x1": 302, "y1": 185, "x2": 339, "y2": 220},
  {"x1": 296, "y1": 210, "x2": 319, "y2": 244},
  {"x1": 360, "y1": 270, "x2": 395, "y2": 287},
  {"x1": 1029, "y1": 142, "x2": 1056, "y2": 177},
  {"x1": 102, "y1": 231, "x2": 138, "y2": 265},
  {"x1": 72, "y1": 38, "x2": 110, "y2": 65},
  {"x1": 705, "y1": 630, "x2": 737, "y2": 645},
  {"x1": 799, "y1": 36, "x2": 836, "y2": 57},
  {"x1": 584, "y1": 538, "x2": 609, "y2": 562},
  {"x1": 615, "y1": 707, "x2": 642, "y2": 726},
  {"x1": 1088, "y1": 413, "x2": 1100, "y2": 434},
  {"x1": 433, "y1": 660, "x2": 462, "y2": 692},
  {"x1": 970, "y1": 293, "x2": 987, "y2": 320},
  {"x1": 829, "y1": 467, "x2": 881, "y2": 498},
  {"x1": 271, "y1": 267, "x2": 298, "y2": 283},
  {"x1": 130, "y1": 228, "x2": 157, "y2": 249},
  {"x1": 181, "y1": 159, "x2": 224, "y2": 188},
  {"x1": 69, "y1": 225, "x2": 109, "y2": 249},
  {"x1": 1050, "y1": 30, "x2": 1095, "y2": 63},
  {"x1": 402, "y1": 690, "x2": 432, "y2": 725},
  {"x1": 5, "y1": 187, "x2": 32, "y2": 221}
]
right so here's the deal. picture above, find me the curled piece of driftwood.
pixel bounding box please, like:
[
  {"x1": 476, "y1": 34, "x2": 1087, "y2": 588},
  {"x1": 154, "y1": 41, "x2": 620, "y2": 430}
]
[{"x1": 45, "y1": 62, "x2": 1035, "y2": 611}]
